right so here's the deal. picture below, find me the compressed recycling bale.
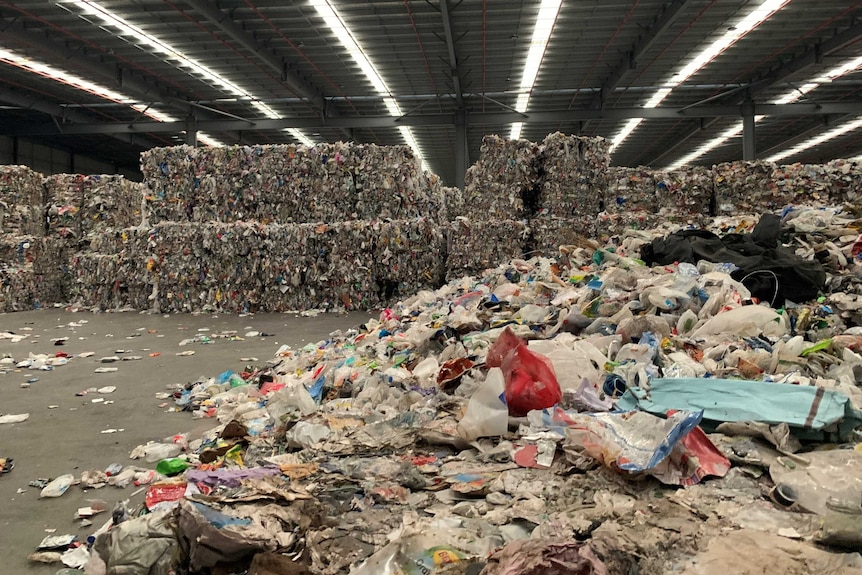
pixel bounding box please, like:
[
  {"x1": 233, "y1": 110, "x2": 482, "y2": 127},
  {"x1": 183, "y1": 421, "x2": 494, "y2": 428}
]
[
  {"x1": 539, "y1": 132, "x2": 609, "y2": 218},
  {"x1": 462, "y1": 136, "x2": 541, "y2": 220},
  {"x1": 0, "y1": 265, "x2": 36, "y2": 312},
  {"x1": 67, "y1": 253, "x2": 143, "y2": 310},
  {"x1": 0, "y1": 235, "x2": 43, "y2": 269},
  {"x1": 44, "y1": 174, "x2": 85, "y2": 251},
  {"x1": 656, "y1": 167, "x2": 714, "y2": 215},
  {"x1": 80, "y1": 175, "x2": 143, "y2": 238},
  {"x1": 827, "y1": 159, "x2": 862, "y2": 204},
  {"x1": 445, "y1": 218, "x2": 528, "y2": 281},
  {"x1": 438, "y1": 186, "x2": 464, "y2": 222},
  {"x1": 320, "y1": 221, "x2": 379, "y2": 310},
  {"x1": 0, "y1": 165, "x2": 45, "y2": 236},
  {"x1": 771, "y1": 163, "x2": 832, "y2": 206},
  {"x1": 140, "y1": 145, "x2": 196, "y2": 223},
  {"x1": 712, "y1": 161, "x2": 779, "y2": 214},
  {"x1": 143, "y1": 143, "x2": 443, "y2": 225},
  {"x1": 605, "y1": 166, "x2": 657, "y2": 213},
  {"x1": 372, "y1": 219, "x2": 445, "y2": 304},
  {"x1": 528, "y1": 216, "x2": 598, "y2": 257}
]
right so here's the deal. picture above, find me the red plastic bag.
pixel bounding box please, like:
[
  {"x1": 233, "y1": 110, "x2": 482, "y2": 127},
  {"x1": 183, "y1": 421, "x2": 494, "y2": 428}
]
[
  {"x1": 486, "y1": 327, "x2": 522, "y2": 368},
  {"x1": 488, "y1": 327, "x2": 562, "y2": 416}
]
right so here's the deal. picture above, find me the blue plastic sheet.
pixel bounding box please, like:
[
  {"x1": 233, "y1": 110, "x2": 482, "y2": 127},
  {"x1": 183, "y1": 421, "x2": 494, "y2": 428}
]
[{"x1": 616, "y1": 378, "x2": 862, "y2": 440}]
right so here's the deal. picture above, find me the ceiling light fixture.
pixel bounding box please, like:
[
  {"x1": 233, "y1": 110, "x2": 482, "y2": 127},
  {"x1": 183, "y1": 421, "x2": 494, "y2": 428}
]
[
  {"x1": 508, "y1": 0, "x2": 563, "y2": 140},
  {"x1": 0, "y1": 46, "x2": 222, "y2": 147},
  {"x1": 664, "y1": 53, "x2": 862, "y2": 168},
  {"x1": 309, "y1": 0, "x2": 428, "y2": 170},
  {"x1": 609, "y1": 0, "x2": 789, "y2": 153},
  {"x1": 58, "y1": 0, "x2": 311, "y2": 146},
  {"x1": 766, "y1": 116, "x2": 862, "y2": 163}
]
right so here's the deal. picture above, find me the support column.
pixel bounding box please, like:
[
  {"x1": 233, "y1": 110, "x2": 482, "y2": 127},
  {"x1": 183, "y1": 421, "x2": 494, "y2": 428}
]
[
  {"x1": 742, "y1": 99, "x2": 756, "y2": 160},
  {"x1": 455, "y1": 109, "x2": 467, "y2": 190},
  {"x1": 184, "y1": 129, "x2": 198, "y2": 146}
]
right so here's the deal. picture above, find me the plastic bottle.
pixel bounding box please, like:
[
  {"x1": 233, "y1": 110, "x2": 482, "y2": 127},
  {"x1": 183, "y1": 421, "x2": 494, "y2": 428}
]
[
  {"x1": 104, "y1": 463, "x2": 123, "y2": 477},
  {"x1": 40, "y1": 474, "x2": 74, "y2": 498},
  {"x1": 155, "y1": 458, "x2": 190, "y2": 476}
]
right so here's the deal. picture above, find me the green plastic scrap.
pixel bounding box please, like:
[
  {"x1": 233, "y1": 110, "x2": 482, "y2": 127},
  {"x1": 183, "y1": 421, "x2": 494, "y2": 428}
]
[{"x1": 800, "y1": 339, "x2": 832, "y2": 357}]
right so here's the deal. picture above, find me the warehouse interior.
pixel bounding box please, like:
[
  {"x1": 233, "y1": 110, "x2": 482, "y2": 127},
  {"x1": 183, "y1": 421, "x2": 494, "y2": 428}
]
[
  {"x1": 3, "y1": 2, "x2": 862, "y2": 575},
  {"x1": 0, "y1": 0, "x2": 860, "y2": 185}
]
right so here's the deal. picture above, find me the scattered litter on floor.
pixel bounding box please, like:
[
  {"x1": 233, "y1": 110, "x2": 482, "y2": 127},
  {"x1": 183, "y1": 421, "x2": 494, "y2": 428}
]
[{"x1": 15, "y1": 202, "x2": 862, "y2": 574}]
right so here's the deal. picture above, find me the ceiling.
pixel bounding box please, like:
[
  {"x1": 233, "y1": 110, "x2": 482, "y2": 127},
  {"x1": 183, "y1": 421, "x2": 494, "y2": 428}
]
[{"x1": 0, "y1": 0, "x2": 861, "y2": 186}]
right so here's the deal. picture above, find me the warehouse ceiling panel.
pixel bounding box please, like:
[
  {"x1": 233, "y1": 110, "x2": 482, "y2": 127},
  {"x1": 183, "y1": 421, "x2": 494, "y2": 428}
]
[{"x1": 0, "y1": 0, "x2": 860, "y2": 186}]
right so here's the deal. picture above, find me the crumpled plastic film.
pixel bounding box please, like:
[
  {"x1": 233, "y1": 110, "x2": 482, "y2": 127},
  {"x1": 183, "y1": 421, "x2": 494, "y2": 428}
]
[
  {"x1": 713, "y1": 161, "x2": 778, "y2": 214},
  {"x1": 596, "y1": 211, "x2": 664, "y2": 239},
  {"x1": 462, "y1": 135, "x2": 541, "y2": 220},
  {"x1": 445, "y1": 217, "x2": 528, "y2": 280},
  {"x1": 528, "y1": 216, "x2": 598, "y2": 257},
  {"x1": 539, "y1": 132, "x2": 609, "y2": 218},
  {"x1": 605, "y1": 166, "x2": 657, "y2": 213},
  {"x1": 656, "y1": 167, "x2": 714, "y2": 215},
  {"x1": 372, "y1": 218, "x2": 445, "y2": 305},
  {"x1": 0, "y1": 165, "x2": 44, "y2": 236}
]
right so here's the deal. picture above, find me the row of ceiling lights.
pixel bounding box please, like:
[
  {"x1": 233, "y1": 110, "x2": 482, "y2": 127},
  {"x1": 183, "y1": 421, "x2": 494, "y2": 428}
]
[{"x1": 1, "y1": 1, "x2": 859, "y2": 172}]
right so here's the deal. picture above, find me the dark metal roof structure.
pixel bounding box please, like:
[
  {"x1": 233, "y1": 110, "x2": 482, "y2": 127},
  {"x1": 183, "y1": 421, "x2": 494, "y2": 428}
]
[{"x1": 1, "y1": 1, "x2": 860, "y2": 185}]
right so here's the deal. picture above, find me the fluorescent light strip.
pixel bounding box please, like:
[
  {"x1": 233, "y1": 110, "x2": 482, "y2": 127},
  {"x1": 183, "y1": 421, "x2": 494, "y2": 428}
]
[
  {"x1": 0, "y1": 46, "x2": 230, "y2": 147},
  {"x1": 60, "y1": 0, "x2": 312, "y2": 146},
  {"x1": 665, "y1": 53, "x2": 862, "y2": 167},
  {"x1": 609, "y1": 0, "x2": 789, "y2": 153},
  {"x1": 309, "y1": 0, "x2": 428, "y2": 170},
  {"x1": 766, "y1": 116, "x2": 862, "y2": 163},
  {"x1": 509, "y1": 0, "x2": 563, "y2": 140}
]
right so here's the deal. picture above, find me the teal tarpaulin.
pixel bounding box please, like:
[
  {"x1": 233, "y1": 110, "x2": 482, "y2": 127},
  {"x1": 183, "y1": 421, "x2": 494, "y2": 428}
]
[{"x1": 616, "y1": 378, "x2": 862, "y2": 441}]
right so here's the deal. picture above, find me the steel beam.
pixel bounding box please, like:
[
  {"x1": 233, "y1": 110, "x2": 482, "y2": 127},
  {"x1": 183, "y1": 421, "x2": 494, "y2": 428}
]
[
  {"x1": 454, "y1": 109, "x2": 466, "y2": 189},
  {"x1": 647, "y1": 17, "x2": 862, "y2": 167},
  {"x1": 0, "y1": 86, "x2": 161, "y2": 149},
  {"x1": 742, "y1": 113, "x2": 756, "y2": 160},
  {"x1": 6, "y1": 101, "x2": 862, "y2": 136},
  {"x1": 590, "y1": 0, "x2": 689, "y2": 110},
  {"x1": 1, "y1": 17, "x2": 187, "y2": 112},
  {"x1": 184, "y1": 0, "x2": 326, "y2": 111},
  {"x1": 747, "y1": 18, "x2": 862, "y2": 94},
  {"x1": 440, "y1": 0, "x2": 464, "y2": 108}
]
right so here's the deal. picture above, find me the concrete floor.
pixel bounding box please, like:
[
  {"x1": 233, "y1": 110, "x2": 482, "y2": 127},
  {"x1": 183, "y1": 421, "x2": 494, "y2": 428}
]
[{"x1": 0, "y1": 308, "x2": 372, "y2": 574}]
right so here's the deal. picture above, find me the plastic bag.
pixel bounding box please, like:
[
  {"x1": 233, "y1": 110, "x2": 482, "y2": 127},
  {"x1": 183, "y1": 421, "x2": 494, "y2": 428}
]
[
  {"x1": 40, "y1": 474, "x2": 74, "y2": 498},
  {"x1": 486, "y1": 327, "x2": 522, "y2": 368},
  {"x1": 501, "y1": 340, "x2": 562, "y2": 417},
  {"x1": 457, "y1": 368, "x2": 508, "y2": 440},
  {"x1": 487, "y1": 327, "x2": 562, "y2": 416}
]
